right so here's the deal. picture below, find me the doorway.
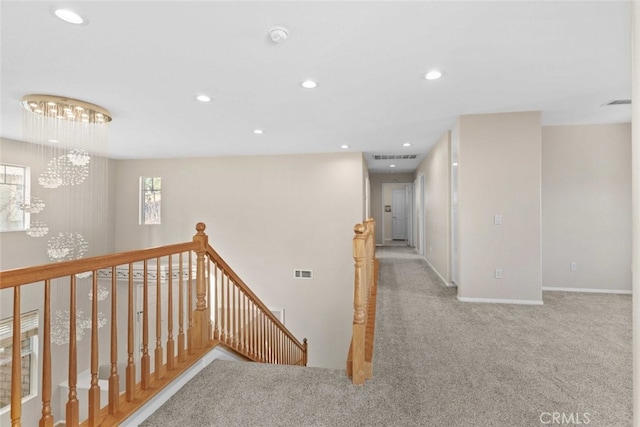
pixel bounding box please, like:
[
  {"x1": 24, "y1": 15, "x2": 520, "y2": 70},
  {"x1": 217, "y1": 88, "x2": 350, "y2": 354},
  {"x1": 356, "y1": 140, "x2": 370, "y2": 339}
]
[{"x1": 381, "y1": 182, "x2": 411, "y2": 245}]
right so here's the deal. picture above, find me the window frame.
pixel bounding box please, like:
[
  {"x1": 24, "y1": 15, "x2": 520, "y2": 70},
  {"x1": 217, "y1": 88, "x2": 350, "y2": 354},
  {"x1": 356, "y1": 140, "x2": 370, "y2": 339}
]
[
  {"x1": 139, "y1": 176, "x2": 162, "y2": 225},
  {"x1": 0, "y1": 163, "x2": 31, "y2": 233},
  {"x1": 0, "y1": 310, "x2": 39, "y2": 414}
]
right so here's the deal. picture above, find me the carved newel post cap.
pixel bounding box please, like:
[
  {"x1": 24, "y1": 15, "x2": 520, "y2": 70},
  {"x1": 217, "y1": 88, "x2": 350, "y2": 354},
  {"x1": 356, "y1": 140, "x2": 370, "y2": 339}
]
[
  {"x1": 354, "y1": 223, "x2": 365, "y2": 234},
  {"x1": 196, "y1": 222, "x2": 206, "y2": 233}
]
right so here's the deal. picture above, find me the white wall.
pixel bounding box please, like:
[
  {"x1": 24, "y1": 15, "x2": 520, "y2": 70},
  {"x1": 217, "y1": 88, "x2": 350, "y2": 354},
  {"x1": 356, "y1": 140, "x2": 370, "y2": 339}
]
[
  {"x1": 457, "y1": 112, "x2": 542, "y2": 304},
  {"x1": 113, "y1": 152, "x2": 365, "y2": 369},
  {"x1": 414, "y1": 131, "x2": 451, "y2": 283},
  {"x1": 542, "y1": 124, "x2": 632, "y2": 292},
  {"x1": 630, "y1": 4, "x2": 639, "y2": 424}
]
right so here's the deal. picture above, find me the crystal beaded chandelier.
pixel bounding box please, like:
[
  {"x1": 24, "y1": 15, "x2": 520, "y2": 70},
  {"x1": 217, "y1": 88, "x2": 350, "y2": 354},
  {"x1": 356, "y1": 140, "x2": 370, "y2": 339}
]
[{"x1": 21, "y1": 94, "x2": 113, "y2": 344}]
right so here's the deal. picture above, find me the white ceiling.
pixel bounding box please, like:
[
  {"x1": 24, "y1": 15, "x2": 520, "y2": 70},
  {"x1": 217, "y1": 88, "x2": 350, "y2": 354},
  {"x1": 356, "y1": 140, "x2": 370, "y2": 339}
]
[{"x1": 0, "y1": 1, "x2": 631, "y2": 174}]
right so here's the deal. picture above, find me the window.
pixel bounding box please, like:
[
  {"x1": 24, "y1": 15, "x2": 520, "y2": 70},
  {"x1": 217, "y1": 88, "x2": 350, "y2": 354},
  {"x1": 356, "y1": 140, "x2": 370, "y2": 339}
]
[
  {"x1": 0, "y1": 164, "x2": 29, "y2": 232},
  {"x1": 140, "y1": 177, "x2": 161, "y2": 225},
  {"x1": 0, "y1": 311, "x2": 39, "y2": 412}
]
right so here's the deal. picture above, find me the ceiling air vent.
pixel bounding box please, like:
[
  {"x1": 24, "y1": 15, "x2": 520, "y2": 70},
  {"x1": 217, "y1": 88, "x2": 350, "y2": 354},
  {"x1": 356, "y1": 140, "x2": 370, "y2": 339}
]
[
  {"x1": 372, "y1": 154, "x2": 418, "y2": 160},
  {"x1": 606, "y1": 99, "x2": 631, "y2": 105},
  {"x1": 294, "y1": 269, "x2": 313, "y2": 279}
]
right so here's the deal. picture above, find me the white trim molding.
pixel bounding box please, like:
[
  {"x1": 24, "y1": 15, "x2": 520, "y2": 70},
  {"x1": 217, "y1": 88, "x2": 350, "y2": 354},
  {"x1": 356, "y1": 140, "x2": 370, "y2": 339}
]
[
  {"x1": 457, "y1": 296, "x2": 543, "y2": 305},
  {"x1": 423, "y1": 257, "x2": 454, "y2": 287},
  {"x1": 543, "y1": 287, "x2": 632, "y2": 295}
]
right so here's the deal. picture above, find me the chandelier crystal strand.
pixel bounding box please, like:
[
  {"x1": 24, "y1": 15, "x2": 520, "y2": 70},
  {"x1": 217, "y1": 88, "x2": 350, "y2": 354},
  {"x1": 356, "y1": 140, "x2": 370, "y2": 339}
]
[{"x1": 22, "y1": 94, "x2": 112, "y2": 344}]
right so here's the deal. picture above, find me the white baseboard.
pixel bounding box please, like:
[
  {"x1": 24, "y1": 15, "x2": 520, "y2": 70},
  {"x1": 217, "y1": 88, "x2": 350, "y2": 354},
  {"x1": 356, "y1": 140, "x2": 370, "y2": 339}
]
[
  {"x1": 457, "y1": 295, "x2": 544, "y2": 305},
  {"x1": 122, "y1": 346, "x2": 244, "y2": 426},
  {"x1": 542, "y1": 286, "x2": 632, "y2": 295},
  {"x1": 423, "y1": 257, "x2": 453, "y2": 287}
]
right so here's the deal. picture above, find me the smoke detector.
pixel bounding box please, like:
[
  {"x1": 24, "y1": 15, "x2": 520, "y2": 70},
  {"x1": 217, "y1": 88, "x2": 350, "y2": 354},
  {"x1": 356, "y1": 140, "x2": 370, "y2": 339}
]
[{"x1": 269, "y1": 26, "x2": 289, "y2": 43}]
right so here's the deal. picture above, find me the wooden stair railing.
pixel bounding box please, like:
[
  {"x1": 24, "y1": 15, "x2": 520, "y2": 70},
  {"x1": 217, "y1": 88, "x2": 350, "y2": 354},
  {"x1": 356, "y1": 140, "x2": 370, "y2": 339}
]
[
  {"x1": 346, "y1": 218, "x2": 378, "y2": 385},
  {"x1": 0, "y1": 222, "x2": 307, "y2": 427}
]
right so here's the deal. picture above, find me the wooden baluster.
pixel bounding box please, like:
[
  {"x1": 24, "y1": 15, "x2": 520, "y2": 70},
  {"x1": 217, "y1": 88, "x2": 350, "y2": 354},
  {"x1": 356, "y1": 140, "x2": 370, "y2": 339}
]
[
  {"x1": 207, "y1": 259, "x2": 212, "y2": 341},
  {"x1": 10, "y1": 287, "x2": 22, "y2": 427},
  {"x1": 280, "y1": 329, "x2": 283, "y2": 364},
  {"x1": 268, "y1": 322, "x2": 273, "y2": 363},
  {"x1": 232, "y1": 282, "x2": 237, "y2": 349},
  {"x1": 192, "y1": 223, "x2": 208, "y2": 350},
  {"x1": 263, "y1": 312, "x2": 267, "y2": 363},
  {"x1": 274, "y1": 325, "x2": 278, "y2": 364},
  {"x1": 220, "y1": 272, "x2": 226, "y2": 343},
  {"x1": 40, "y1": 280, "x2": 53, "y2": 427},
  {"x1": 126, "y1": 264, "x2": 135, "y2": 402},
  {"x1": 67, "y1": 276, "x2": 79, "y2": 426},
  {"x1": 88, "y1": 272, "x2": 101, "y2": 426},
  {"x1": 141, "y1": 261, "x2": 150, "y2": 390},
  {"x1": 213, "y1": 264, "x2": 219, "y2": 340},
  {"x1": 225, "y1": 274, "x2": 231, "y2": 345},
  {"x1": 240, "y1": 291, "x2": 244, "y2": 353},
  {"x1": 167, "y1": 256, "x2": 175, "y2": 371},
  {"x1": 257, "y1": 311, "x2": 262, "y2": 362},
  {"x1": 303, "y1": 338, "x2": 308, "y2": 366},
  {"x1": 109, "y1": 267, "x2": 120, "y2": 414},
  {"x1": 187, "y1": 251, "x2": 193, "y2": 354},
  {"x1": 250, "y1": 301, "x2": 256, "y2": 358},
  {"x1": 178, "y1": 253, "x2": 185, "y2": 362},
  {"x1": 351, "y1": 223, "x2": 367, "y2": 384},
  {"x1": 243, "y1": 292, "x2": 248, "y2": 353},
  {"x1": 155, "y1": 258, "x2": 164, "y2": 379}
]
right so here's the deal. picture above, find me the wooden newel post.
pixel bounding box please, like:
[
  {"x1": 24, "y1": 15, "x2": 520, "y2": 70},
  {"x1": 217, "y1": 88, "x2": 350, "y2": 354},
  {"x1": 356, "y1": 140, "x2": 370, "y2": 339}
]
[
  {"x1": 193, "y1": 223, "x2": 209, "y2": 349},
  {"x1": 352, "y1": 223, "x2": 367, "y2": 385}
]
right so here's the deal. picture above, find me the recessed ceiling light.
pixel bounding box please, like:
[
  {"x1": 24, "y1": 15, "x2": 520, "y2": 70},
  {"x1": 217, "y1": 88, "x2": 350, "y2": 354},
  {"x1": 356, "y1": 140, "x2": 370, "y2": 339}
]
[
  {"x1": 402, "y1": 142, "x2": 411, "y2": 147},
  {"x1": 48, "y1": 139, "x2": 59, "y2": 143},
  {"x1": 54, "y1": 9, "x2": 84, "y2": 25},
  {"x1": 301, "y1": 80, "x2": 317, "y2": 89},
  {"x1": 196, "y1": 94, "x2": 211, "y2": 102},
  {"x1": 453, "y1": 162, "x2": 459, "y2": 166},
  {"x1": 253, "y1": 129, "x2": 264, "y2": 134},
  {"x1": 390, "y1": 164, "x2": 396, "y2": 168},
  {"x1": 341, "y1": 145, "x2": 349, "y2": 149},
  {"x1": 424, "y1": 70, "x2": 443, "y2": 80}
]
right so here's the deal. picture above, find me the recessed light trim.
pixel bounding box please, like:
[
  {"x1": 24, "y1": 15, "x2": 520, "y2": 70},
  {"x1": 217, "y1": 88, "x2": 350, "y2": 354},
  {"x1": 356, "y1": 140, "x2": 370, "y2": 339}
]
[
  {"x1": 54, "y1": 9, "x2": 84, "y2": 25},
  {"x1": 301, "y1": 80, "x2": 318, "y2": 89},
  {"x1": 253, "y1": 129, "x2": 264, "y2": 134},
  {"x1": 402, "y1": 142, "x2": 412, "y2": 147},
  {"x1": 196, "y1": 94, "x2": 211, "y2": 102},
  {"x1": 340, "y1": 145, "x2": 349, "y2": 149},
  {"x1": 425, "y1": 70, "x2": 443, "y2": 80}
]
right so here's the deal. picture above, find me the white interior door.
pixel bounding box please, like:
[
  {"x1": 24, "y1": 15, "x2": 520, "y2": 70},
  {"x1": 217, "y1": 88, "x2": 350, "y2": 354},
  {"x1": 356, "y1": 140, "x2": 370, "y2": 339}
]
[
  {"x1": 405, "y1": 184, "x2": 413, "y2": 246},
  {"x1": 392, "y1": 189, "x2": 406, "y2": 240}
]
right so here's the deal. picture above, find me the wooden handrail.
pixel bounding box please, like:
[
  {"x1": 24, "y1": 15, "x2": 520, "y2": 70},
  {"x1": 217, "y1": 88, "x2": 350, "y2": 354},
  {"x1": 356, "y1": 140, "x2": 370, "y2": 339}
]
[
  {"x1": 346, "y1": 218, "x2": 378, "y2": 385},
  {"x1": 0, "y1": 242, "x2": 198, "y2": 289},
  {"x1": 3, "y1": 223, "x2": 307, "y2": 426}
]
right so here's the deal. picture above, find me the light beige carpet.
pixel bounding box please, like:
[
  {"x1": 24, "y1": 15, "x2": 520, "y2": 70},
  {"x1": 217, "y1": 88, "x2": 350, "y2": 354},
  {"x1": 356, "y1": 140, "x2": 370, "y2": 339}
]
[{"x1": 141, "y1": 246, "x2": 632, "y2": 427}]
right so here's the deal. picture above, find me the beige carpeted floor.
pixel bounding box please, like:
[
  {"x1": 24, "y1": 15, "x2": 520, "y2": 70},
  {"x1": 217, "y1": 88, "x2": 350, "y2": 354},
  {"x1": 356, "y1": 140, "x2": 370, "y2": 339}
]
[{"x1": 140, "y1": 246, "x2": 632, "y2": 427}]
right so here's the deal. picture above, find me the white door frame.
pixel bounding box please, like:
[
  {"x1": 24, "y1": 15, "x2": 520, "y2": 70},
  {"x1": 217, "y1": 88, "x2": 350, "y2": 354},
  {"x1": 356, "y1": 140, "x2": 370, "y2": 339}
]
[
  {"x1": 381, "y1": 182, "x2": 412, "y2": 245},
  {"x1": 417, "y1": 174, "x2": 425, "y2": 256}
]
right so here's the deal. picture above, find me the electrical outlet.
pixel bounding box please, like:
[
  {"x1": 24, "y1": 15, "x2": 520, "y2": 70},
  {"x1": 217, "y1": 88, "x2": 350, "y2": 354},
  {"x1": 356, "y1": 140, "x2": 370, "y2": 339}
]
[
  {"x1": 494, "y1": 268, "x2": 503, "y2": 279},
  {"x1": 570, "y1": 262, "x2": 577, "y2": 271},
  {"x1": 494, "y1": 214, "x2": 503, "y2": 225}
]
